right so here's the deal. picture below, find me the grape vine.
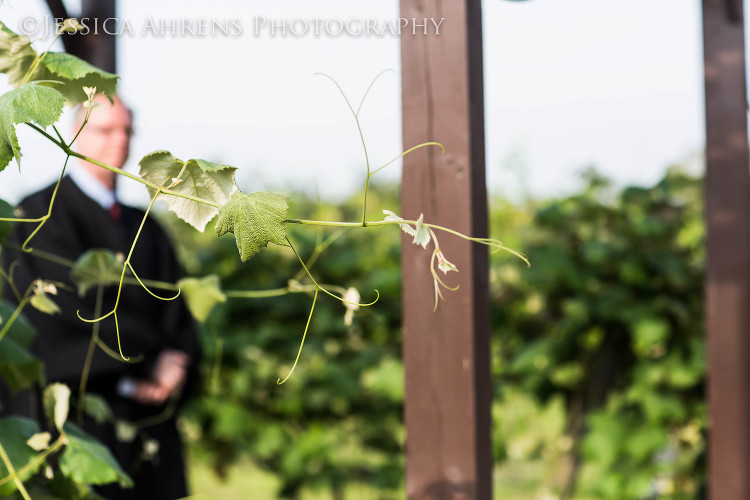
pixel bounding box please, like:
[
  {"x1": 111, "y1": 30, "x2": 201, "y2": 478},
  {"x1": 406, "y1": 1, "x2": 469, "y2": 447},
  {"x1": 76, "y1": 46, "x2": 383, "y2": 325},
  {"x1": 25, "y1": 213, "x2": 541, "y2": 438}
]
[{"x1": 0, "y1": 18, "x2": 527, "y2": 496}]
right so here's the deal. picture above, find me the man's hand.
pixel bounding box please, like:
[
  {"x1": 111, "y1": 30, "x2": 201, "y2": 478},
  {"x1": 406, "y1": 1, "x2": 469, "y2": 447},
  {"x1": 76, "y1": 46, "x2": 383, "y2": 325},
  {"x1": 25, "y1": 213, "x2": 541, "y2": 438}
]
[{"x1": 133, "y1": 349, "x2": 189, "y2": 405}]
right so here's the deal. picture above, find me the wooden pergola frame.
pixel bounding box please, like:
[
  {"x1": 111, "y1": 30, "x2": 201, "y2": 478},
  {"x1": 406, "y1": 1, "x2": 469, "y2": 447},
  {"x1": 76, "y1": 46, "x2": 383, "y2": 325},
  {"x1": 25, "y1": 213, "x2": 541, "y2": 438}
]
[{"x1": 50, "y1": 0, "x2": 750, "y2": 498}]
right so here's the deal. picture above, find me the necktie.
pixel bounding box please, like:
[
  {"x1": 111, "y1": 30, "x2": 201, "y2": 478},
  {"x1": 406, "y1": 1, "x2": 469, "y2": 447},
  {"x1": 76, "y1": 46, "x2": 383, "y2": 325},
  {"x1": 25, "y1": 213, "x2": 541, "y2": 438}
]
[{"x1": 109, "y1": 201, "x2": 122, "y2": 222}]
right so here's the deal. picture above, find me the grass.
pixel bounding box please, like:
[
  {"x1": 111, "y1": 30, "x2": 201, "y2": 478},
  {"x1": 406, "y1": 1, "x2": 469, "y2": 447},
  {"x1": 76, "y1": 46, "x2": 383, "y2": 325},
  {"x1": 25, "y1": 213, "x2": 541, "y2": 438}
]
[{"x1": 186, "y1": 456, "x2": 597, "y2": 500}]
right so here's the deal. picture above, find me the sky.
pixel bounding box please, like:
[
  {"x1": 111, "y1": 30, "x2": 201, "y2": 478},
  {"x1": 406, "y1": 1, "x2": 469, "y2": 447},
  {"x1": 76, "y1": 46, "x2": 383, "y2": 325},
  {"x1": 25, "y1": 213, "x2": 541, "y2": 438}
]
[{"x1": 0, "y1": 0, "x2": 705, "y2": 208}]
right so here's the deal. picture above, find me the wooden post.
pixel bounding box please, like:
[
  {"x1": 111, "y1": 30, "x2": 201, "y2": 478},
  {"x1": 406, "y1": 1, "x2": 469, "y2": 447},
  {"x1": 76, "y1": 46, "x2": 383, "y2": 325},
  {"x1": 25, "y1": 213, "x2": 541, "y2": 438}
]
[
  {"x1": 702, "y1": 0, "x2": 750, "y2": 498},
  {"x1": 400, "y1": 1, "x2": 492, "y2": 498}
]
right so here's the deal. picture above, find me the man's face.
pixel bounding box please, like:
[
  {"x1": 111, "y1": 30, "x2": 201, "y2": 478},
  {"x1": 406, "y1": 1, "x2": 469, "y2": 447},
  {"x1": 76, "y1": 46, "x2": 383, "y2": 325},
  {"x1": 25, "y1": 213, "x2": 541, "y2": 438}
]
[{"x1": 75, "y1": 97, "x2": 133, "y2": 172}]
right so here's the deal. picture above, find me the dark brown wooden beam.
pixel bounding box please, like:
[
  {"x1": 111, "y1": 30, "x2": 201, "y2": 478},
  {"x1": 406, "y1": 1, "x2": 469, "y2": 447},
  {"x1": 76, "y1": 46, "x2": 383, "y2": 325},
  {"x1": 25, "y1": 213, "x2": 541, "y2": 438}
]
[
  {"x1": 77, "y1": 0, "x2": 117, "y2": 73},
  {"x1": 400, "y1": 0, "x2": 492, "y2": 498},
  {"x1": 42, "y1": 0, "x2": 117, "y2": 72},
  {"x1": 702, "y1": 0, "x2": 750, "y2": 498}
]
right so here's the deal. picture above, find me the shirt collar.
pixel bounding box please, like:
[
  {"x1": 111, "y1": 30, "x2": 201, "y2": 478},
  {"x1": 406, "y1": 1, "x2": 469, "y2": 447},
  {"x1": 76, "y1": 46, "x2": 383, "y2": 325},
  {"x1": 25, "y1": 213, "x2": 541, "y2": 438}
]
[{"x1": 68, "y1": 167, "x2": 116, "y2": 210}]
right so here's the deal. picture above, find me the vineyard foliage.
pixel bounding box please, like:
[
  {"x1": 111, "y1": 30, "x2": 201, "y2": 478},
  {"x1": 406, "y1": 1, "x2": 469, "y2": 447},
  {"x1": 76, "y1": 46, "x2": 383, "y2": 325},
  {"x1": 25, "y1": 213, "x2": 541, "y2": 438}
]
[
  {"x1": 173, "y1": 169, "x2": 706, "y2": 498},
  {"x1": 0, "y1": 17, "x2": 514, "y2": 498},
  {"x1": 0, "y1": 15, "x2": 706, "y2": 500}
]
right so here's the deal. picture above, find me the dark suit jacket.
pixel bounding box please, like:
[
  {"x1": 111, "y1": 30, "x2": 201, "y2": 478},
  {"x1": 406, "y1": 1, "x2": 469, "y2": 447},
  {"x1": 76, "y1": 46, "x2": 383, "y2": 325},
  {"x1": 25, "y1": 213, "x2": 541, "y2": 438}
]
[{"x1": 1, "y1": 176, "x2": 201, "y2": 499}]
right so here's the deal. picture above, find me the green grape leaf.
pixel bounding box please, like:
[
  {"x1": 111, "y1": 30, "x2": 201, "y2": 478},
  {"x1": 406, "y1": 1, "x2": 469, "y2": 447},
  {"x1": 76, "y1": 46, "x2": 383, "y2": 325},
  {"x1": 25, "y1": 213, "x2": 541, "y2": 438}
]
[
  {"x1": 177, "y1": 274, "x2": 226, "y2": 323},
  {"x1": 80, "y1": 394, "x2": 113, "y2": 425},
  {"x1": 0, "y1": 82, "x2": 65, "y2": 172},
  {"x1": 0, "y1": 417, "x2": 42, "y2": 497},
  {"x1": 70, "y1": 249, "x2": 123, "y2": 297},
  {"x1": 0, "y1": 22, "x2": 36, "y2": 86},
  {"x1": 0, "y1": 302, "x2": 42, "y2": 391},
  {"x1": 60, "y1": 423, "x2": 133, "y2": 487},
  {"x1": 0, "y1": 301, "x2": 35, "y2": 347},
  {"x1": 43, "y1": 383, "x2": 70, "y2": 432},
  {"x1": 0, "y1": 198, "x2": 14, "y2": 244},
  {"x1": 214, "y1": 191, "x2": 289, "y2": 261},
  {"x1": 0, "y1": 335, "x2": 44, "y2": 392},
  {"x1": 0, "y1": 22, "x2": 118, "y2": 105},
  {"x1": 139, "y1": 150, "x2": 238, "y2": 232},
  {"x1": 34, "y1": 52, "x2": 118, "y2": 105}
]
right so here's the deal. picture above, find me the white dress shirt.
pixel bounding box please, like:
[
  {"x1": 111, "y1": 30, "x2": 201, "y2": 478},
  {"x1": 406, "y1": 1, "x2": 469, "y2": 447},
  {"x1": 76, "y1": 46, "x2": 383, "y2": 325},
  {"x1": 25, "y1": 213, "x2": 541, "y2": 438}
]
[{"x1": 67, "y1": 167, "x2": 117, "y2": 210}]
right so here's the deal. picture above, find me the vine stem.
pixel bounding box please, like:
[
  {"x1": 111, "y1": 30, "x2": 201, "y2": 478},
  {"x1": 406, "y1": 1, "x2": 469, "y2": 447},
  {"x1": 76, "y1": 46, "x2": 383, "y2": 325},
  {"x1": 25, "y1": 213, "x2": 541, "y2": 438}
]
[
  {"x1": 3, "y1": 241, "x2": 332, "y2": 301},
  {"x1": 25, "y1": 123, "x2": 218, "y2": 208},
  {"x1": 224, "y1": 283, "x2": 346, "y2": 299},
  {"x1": 0, "y1": 155, "x2": 70, "y2": 233},
  {"x1": 0, "y1": 438, "x2": 65, "y2": 489},
  {"x1": 314, "y1": 71, "x2": 443, "y2": 228},
  {"x1": 225, "y1": 287, "x2": 300, "y2": 299},
  {"x1": 78, "y1": 284, "x2": 104, "y2": 425},
  {"x1": 0, "y1": 284, "x2": 33, "y2": 343},
  {"x1": 68, "y1": 100, "x2": 94, "y2": 149},
  {"x1": 2, "y1": 242, "x2": 179, "y2": 292},
  {"x1": 291, "y1": 230, "x2": 343, "y2": 283},
  {"x1": 286, "y1": 236, "x2": 378, "y2": 307},
  {"x1": 0, "y1": 265, "x2": 21, "y2": 302},
  {"x1": 272, "y1": 236, "x2": 379, "y2": 384},
  {"x1": 21, "y1": 154, "x2": 70, "y2": 251},
  {"x1": 314, "y1": 72, "x2": 376, "y2": 226},
  {"x1": 20, "y1": 26, "x2": 65, "y2": 86},
  {"x1": 0, "y1": 440, "x2": 32, "y2": 500},
  {"x1": 77, "y1": 190, "x2": 163, "y2": 361},
  {"x1": 286, "y1": 218, "x2": 530, "y2": 266},
  {"x1": 277, "y1": 287, "x2": 318, "y2": 385}
]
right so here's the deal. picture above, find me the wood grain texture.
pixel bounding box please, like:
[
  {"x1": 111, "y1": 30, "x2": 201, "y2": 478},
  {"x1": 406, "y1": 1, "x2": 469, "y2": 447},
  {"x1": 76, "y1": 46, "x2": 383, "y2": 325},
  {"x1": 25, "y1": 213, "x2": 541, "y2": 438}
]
[
  {"x1": 400, "y1": 0, "x2": 491, "y2": 498},
  {"x1": 702, "y1": 0, "x2": 750, "y2": 498}
]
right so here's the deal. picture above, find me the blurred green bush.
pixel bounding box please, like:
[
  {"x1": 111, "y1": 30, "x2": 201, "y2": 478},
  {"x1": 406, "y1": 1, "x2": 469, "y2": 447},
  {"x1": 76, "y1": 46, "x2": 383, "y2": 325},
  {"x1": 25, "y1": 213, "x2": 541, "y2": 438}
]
[
  {"x1": 169, "y1": 168, "x2": 705, "y2": 499},
  {"x1": 491, "y1": 168, "x2": 705, "y2": 499}
]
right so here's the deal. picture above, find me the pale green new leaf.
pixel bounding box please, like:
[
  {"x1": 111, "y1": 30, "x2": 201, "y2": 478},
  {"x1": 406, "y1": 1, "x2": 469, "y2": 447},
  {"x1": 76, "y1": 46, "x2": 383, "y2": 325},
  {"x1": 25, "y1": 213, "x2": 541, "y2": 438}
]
[
  {"x1": 436, "y1": 250, "x2": 458, "y2": 274},
  {"x1": 214, "y1": 191, "x2": 289, "y2": 261},
  {"x1": 0, "y1": 82, "x2": 65, "y2": 172},
  {"x1": 383, "y1": 209, "x2": 415, "y2": 236},
  {"x1": 60, "y1": 423, "x2": 133, "y2": 487},
  {"x1": 139, "y1": 150, "x2": 237, "y2": 231},
  {"x1": 177, "y1": 274, "x2": 226, "y2": 323},
  {"x1": 0, "y1": 22, "x2": 118, "y2": 105},
  {"x1": 412, "y1": 214, "x2": 431, "y2": 248},
  {"x1": 30, "y1": 288, "x2": 60, "y2": 315},
  {"x1": 26, "y1": 431, "x2": 51, "y2": 451},
  {"x1": 42, "y1": 382, "x2": 70, "y2": 432},
  {"x1": 383, "y1": 210, "x2": 431, "y2": 248},
  {"x1": 34, "y1": 52, "x2": 118, "y2": 105},
  {"x1": 70, "y1": 249, "x2": 123, "y2": 297},
  {"x1": 0, "y1": 22, "x2": 36, "y2": 86}
]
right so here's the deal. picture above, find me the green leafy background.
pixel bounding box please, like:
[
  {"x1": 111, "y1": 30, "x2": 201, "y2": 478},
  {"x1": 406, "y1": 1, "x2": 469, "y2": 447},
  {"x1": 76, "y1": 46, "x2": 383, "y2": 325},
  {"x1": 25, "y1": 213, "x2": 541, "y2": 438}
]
[{"x1": 160, "y1": 168, "x2": 704, "y2": 499}]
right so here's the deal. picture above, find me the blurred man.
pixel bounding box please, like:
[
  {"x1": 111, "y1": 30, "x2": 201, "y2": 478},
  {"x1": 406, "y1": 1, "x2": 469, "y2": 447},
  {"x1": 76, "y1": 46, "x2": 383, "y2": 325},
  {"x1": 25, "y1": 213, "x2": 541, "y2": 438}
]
[{"x1": 1, "y1": 95, "x2": 201, "y2": 499}]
